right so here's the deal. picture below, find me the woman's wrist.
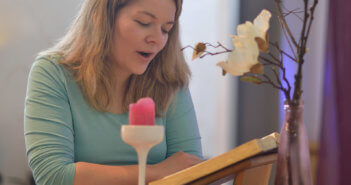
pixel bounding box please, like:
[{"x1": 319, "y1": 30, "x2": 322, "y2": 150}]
[{"x1": 147, "y1": 164, "x2": 162, "y2": 182}]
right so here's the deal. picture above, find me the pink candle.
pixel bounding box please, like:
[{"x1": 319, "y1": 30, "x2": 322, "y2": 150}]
[{"x1": 129, "y1": 97, "x2": 155, "y2": 125}]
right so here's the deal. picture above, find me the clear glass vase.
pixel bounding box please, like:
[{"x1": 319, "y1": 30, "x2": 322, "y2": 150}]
[{"x1": 275, "y1": 101, "x2": 312, "y2": 185}]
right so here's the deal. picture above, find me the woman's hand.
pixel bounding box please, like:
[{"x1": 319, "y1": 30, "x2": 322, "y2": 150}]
[{"x1": 151, "y1": 151, "x2": 203, "y2": 179}]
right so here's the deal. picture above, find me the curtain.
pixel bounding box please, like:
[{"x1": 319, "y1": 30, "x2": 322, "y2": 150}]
[{"x1": 317, "y1": 0, "x2": 351, "y2": 185}]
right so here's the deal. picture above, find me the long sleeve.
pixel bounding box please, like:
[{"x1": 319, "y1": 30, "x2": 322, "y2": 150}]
[
  {"x1": 24, "y1": 57, "x2": 75, "y2": 185},
  {"x1": 165, "y1": 88, "x2": 203, "y2": 159}
]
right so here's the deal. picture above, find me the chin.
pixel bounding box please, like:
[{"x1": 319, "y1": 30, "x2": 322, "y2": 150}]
[
  {"x1": 132, "y1": 66, "x2": 149, "y2": 75},
  {"x1": 133, "y1": 71, "x2": 146, "y2": 75},
  {"x1": 132, "y1": 61, "x2": 153, "y2": 75}
]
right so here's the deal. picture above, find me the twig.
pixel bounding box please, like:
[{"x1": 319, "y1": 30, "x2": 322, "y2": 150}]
[
  {"x1": 182, "y1": 42, "x2": 233, "y2": 59},
  {"x1": 260, "y1": 53, "x2": 292, "y2": 102},
  {"x1": 200, "y1": 50, "x2": 232, "y2": 58},
  {"x1": 198, "y1": 42, "x2": 233, "y2": 58},
  {"x1": 300, "y1": 0, "x2": 310, "y2": 55},
  {"x1": 260, "y1": 56, "x2": 280, "y2": 67},
  {"x1": 272, "y1": 67, "x2": 283, "y2": 87},
  {"x1": 279, "y1": 50, "x2": 292, "y2": 101},
  {"x1": 261, "y1": 74, "x2": 286, "y2": 92},
  {"x1": 292, "y1": 0, "x2": 310, "y2": 101},
  {"x1": 274, "y1": 0, "x2": 299, "y2": 48},
  {"x1": 205, "y1": 42, "x2": 232, "y2": 52},
  {"x1": 268, "y1": 52, "x2": 282, "y2": 64},
  {"x1": 181, "y1": 45, "x2": 196, "y2": 51},
  {"x1": 271, "y1": 66, "x2": 291, "y2": 100},
  {"x1": 270, "y1": 41, "x2": 297, "y2": 62},
  {"x1": 282, "y1": 6, "x2": 304, "y2": 21},
  {"x1": 277, "y1": 18, "x2": 298, "y2": 60},
  {"x1": 305, "y1": 0, "x2": 319, "y2": 45}
]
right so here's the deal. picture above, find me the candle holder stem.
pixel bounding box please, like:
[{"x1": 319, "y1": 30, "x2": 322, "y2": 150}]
[{"x1": 135, "y1": 146, "x2": 152, "y2": 185}]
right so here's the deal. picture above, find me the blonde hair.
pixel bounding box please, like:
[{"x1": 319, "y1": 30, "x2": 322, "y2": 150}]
[{"x1": 41, "y1": 0, "x2": 189, "y2": 117}]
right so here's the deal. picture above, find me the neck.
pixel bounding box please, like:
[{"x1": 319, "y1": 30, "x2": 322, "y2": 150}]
[
  {"x1": 112, "y1": 61, "x2": 131, "y2": 89},
  {"x1": 113, "y1": 67, "x2": 130, "y2": 96},
  {"x1": 110, "y1": 66, "x2": 131, "y2": 114}
]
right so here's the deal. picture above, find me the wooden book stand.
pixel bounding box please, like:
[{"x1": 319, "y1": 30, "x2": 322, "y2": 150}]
[{"x1": 149, "y1": 132, "x2": 279, "y2": 185}]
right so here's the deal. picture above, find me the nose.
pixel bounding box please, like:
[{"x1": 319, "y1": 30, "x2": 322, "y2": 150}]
[{"x1": 145, "y1": 28, "x2": 166, "y2": 50}]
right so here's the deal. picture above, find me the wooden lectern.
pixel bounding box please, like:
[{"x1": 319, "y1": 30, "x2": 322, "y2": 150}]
[{"x1": 149, "y1": 132, "x2": 279, "y2": 185}]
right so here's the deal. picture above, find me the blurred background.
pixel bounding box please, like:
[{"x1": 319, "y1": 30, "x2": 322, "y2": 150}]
[{"x1": 0, "y1": 0, "x2": 332, "y2": 184}]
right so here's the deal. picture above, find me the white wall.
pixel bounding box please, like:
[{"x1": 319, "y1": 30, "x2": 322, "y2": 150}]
[
  {"x1": 0, "y1": 0, "x2": 240, "y2": 183},
  {"x1": 0, "y1": 0, "x2": 81, "y2": 183},
  {"x1": 180, "y1": 0, "x2": 240, "y2": 158},
  {"x1": 302, "y1": 0, "x2": 329, "y2": 142}
]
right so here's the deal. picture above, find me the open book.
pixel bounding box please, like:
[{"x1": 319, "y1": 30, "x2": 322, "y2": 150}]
[{"x1": 149, "y1": 132, "x2": 280, "y2": 185}]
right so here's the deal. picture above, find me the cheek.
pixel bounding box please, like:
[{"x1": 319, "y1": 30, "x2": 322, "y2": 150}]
[
  {"x1": 161, "y1": 35, "x2": 169, "y2": 49},
  {"x1": 124, "y1": 26, "x2": 144, "y2": 43},
  {"x1": 114, "y1": 22, "x2": 143, "y2": 49}
]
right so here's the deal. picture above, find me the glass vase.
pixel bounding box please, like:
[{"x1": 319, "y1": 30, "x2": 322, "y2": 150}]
[{"x1": 275, "y1": 101, "x2": 312, "y2": 185}]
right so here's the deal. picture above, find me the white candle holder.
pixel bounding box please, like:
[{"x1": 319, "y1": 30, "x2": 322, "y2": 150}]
[{"x1": 121, "y1": 125, "x2": 164, "y2": 185}]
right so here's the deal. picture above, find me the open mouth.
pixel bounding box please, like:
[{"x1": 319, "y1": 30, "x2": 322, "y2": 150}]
[{"x1": 138, "y1": 51, "x2": 152, "y2": 58}]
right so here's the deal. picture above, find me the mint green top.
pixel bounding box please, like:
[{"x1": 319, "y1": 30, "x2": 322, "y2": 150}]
[{"x1": 24, "y1": 55, "x2": 202, "y2": 185}]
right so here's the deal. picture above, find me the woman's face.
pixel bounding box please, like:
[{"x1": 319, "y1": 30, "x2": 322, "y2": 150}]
[{"x1": 111, "y1": 0, "x2": 176, "y2": 77}]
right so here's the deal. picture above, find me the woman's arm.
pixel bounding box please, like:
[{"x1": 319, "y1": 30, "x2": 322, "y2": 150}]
[
  {"x1": 73, "y1": 151, "x2": 202, "y2": 185},
  {"x1": 25, "y1": 58, "x2": 76, "y2": 185},
  {"x1": 74, "y1": 162, "x2": 154, "y2": 185}
]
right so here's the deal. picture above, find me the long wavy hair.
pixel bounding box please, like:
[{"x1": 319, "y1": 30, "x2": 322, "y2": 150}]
[{"x1": 41, "y1": 0, "x2": 189, "y2": 116}]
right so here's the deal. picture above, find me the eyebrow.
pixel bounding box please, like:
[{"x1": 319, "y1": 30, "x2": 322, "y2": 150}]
[{"x1": 137, "y1": 11, "x2": 175, "y2": 25}]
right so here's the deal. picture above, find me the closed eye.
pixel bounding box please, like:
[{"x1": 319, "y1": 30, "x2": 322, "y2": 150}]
[
  {"x1": 135, "y1": 20, "x2": 150, "y2": 27},
  {"x1": 162, "y1": 29, "x2": 170, "y2": 34},
  {"x1": 162, "y1": 25, "x2": 173, "y2": 34},
  {"x1": 135, "y1": 20, "x2": 171, "y2": 34}
]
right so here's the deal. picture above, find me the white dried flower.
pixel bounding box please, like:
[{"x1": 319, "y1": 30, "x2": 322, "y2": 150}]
[
  {"x1": 216, "y1": 9, "x2": 271, "y2": 76},
  {"x1": 237, "y1": 9, "x2": 271, "y2": 52},
  {"x1": 217, "y1": 35, "x2": 259, "y2": 76}
]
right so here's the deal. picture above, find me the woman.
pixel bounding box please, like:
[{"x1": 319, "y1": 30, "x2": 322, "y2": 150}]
[{"x1": 24, "y1": 0, "x2": 203, "y2": 184}]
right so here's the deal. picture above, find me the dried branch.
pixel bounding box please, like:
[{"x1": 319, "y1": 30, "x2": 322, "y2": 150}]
[
  {"x1": 270, "y1": 41, "x2": 297, "y2": 62},
  {"x1": 260, "y1": 55, "x2": 280, "y2": 66},
  {"x1": 279, "y1": 50, "x2": 292, "y2": 101},
  {"x1": 274, "y1": 0, "x2": 299, "y2": 48},
  {"x1": 282, "y1": 6, "x2": 304, "y2": 21},
  {"x1": 279, "y1": 19, "x2": 297, "y2": 58},
  {"x1": 259, "y1": 51, "x2": 292, "y2": 102},
  {"x1": 181, "y1": 45, "x2": 196, "y2": 51},
  {"x1": 305, "y1": 0, "x2": 319, "y2": 46},
  {"x1": 198, "y1": 42, "x2": 233, "y2": 58},
  {"x1": 276, "y1": 17, "x2": 298, "y2": 60},
  {"x1": 272, "y1": 67, "x2": 283, "y2": 88},
  {"x1": 292, "y1": 0, "x2": 312, "y2": 102},
  {"x1": 271, "y1": 66, "x2": 291, "y2": 100},
  {"x1": 268, "y1": 52, "x2": 283, "y2": 64},
  {"x1": 300, "y1": 0, "x2": 310, "y2": 53},
  {"x1": 205, "y1": 42, "x2": 232, "y2": 52},
  {"x1": 199, "y1": 51, "x2": 231, "y2": 58},
  {"x1": 182, "y1": 42, "x2": 233, "y2": 59},
  {"x1": 261, "y1": 74, "x2": 286, "y2": 92}
]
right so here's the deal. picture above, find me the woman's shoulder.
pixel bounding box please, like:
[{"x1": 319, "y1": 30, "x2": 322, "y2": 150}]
[
  {"x1": 29, "y1": 53, "x2": 73, "y2": 87},
  {"x1": 174, "y1": 87, "x2": 191, "y2": 104},
  {"x1": 33, "y1": 53, "x2": 63, "y2": 69},
  {"x1": 31, "y1": 53, "x2": 70, "y2": 77}
]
